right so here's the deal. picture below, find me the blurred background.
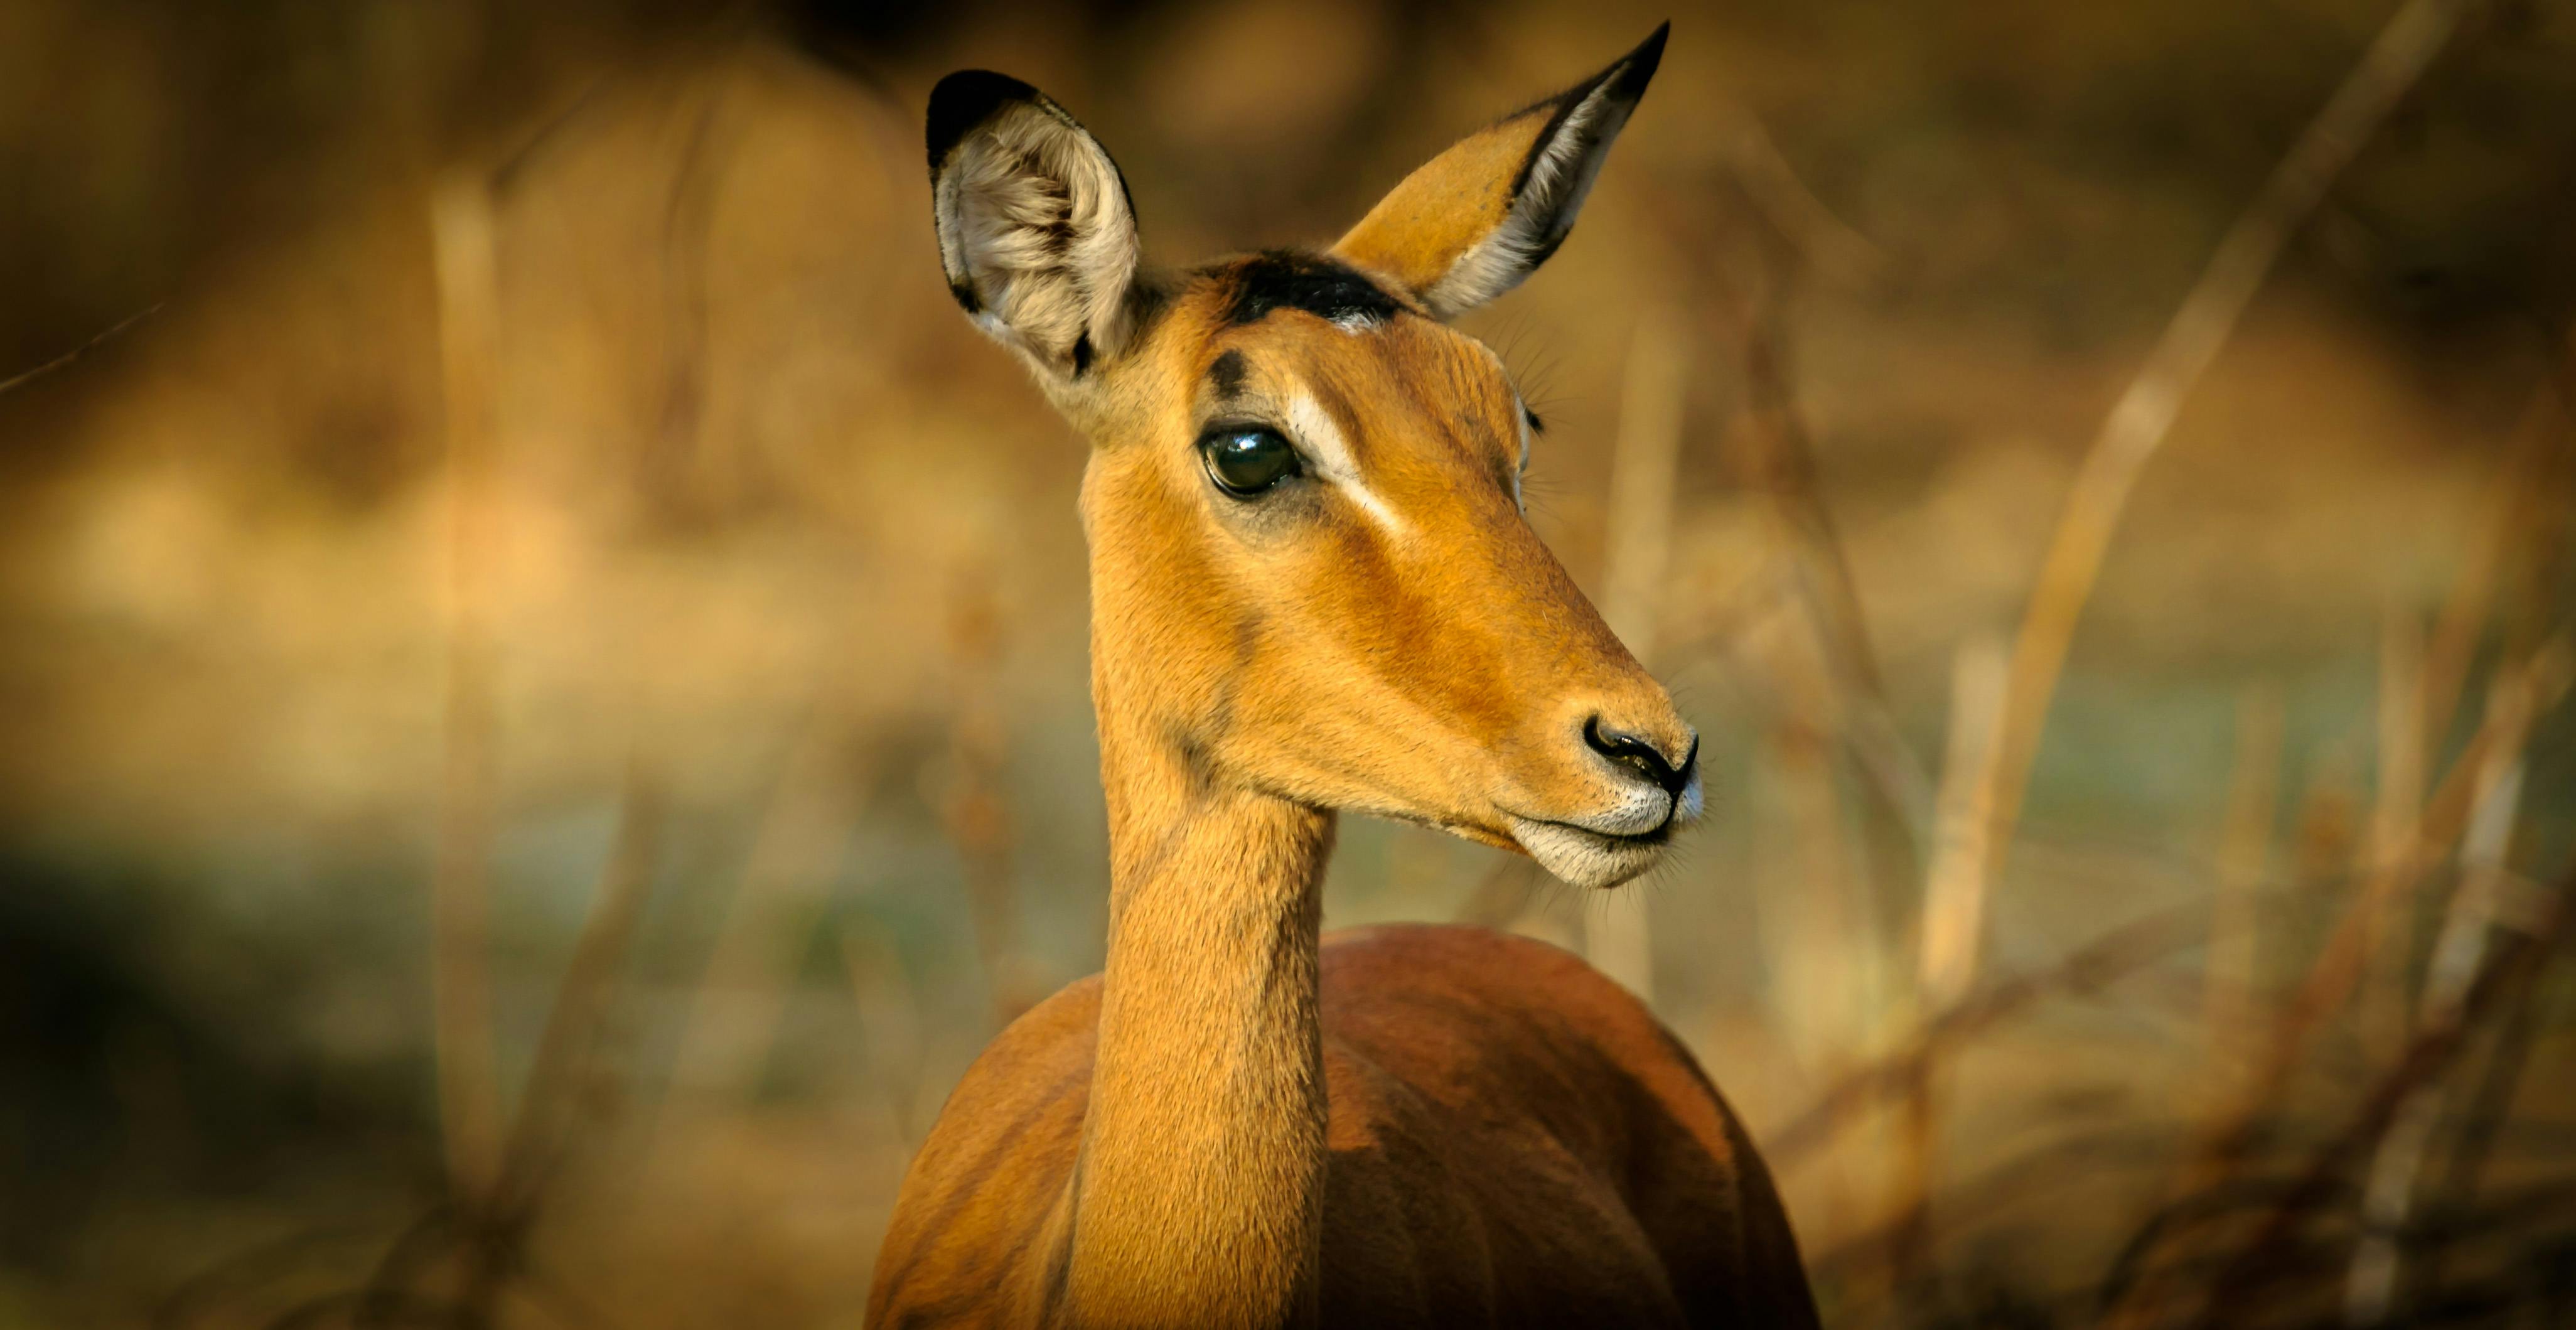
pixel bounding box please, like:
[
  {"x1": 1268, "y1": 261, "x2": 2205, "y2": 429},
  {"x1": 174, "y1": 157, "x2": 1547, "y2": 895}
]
[{"x1": 4, "y1": 0, "x2": 2575, "y2": 1325}]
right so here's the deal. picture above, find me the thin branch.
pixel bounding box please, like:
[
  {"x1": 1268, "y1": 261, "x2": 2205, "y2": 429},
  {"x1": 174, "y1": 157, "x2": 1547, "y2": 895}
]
[
  {"x1": 2203, "y1": 685, "x2": 2287, "y2": 1119},
  {"x1": 2356, "y1": 604, "x2": 2429, "y2": 1070},
  {"x1": 1737, "y1": 256, "x2": 1936, "y2": 842},
  {"x1": 839, "y1": 913, "x2": 928, "y2": 1146},
  {"x1": 2344, "y1": 672, "x2": 2531, "y2": 1326},
  {"x1": 429, "y1": 171, "x2": 507, "y2": 1202},
  {"x1": 491, "y1": 764, "x2": 667, "y2": 1220},
  {"x1": 1892, "y1": 636, "x2": 2011, "y2": 1282},
  {"x1": 2208, "y1": 636, "x2": 2570, "y2": 1166},
  {"x1": 2418, "y1": 384, "x2": 2563, "y2": 745},
  {"x1": 2205, "y1": 862, "x2": 2574, "y2": 1313},
  {"x1": 1769, "y1": 900, "x2": 2214, "y2": 1163},
  {"x1": 1589, "y1": 306, "x2": 1691, "y2": 1003},
  {"x1": 1918, "y1": 637, "x2": 2013, "y2": 1012},
  {"x1": 0, "y1": 302, "x2": 163, "y2": 397},
  {"x1": 1980, "y1": 0, "x2": 2484, "y2": 879},
  {"x1": 942, "y1": 564, "x2": 1031, "y2": 1026},
  {"x1": 663, "y1": 683, "x2": 864, "y2": 1108}
]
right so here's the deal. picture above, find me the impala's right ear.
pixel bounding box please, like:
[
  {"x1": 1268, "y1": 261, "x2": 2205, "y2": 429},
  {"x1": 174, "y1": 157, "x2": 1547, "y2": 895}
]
[
  {"x1": 926, "y1": 72, "x2": 1142, "y2": 382},
  {"x1": 1334, "y1": 24, "x2": 1666, "y2": 320}
]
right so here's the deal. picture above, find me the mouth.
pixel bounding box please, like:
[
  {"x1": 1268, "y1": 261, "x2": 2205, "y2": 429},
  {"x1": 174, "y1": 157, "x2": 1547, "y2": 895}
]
[
  {"x1": 1540, "y1": 815, "x2": 1675, "y2": 849},
  {"x1": 1505, "y1": 811, "x2": 1680, "y2": 891}
]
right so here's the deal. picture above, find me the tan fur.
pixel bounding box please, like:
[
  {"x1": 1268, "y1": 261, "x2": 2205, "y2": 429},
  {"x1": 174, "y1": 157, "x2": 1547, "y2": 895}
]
[
  {"x1": 880, "y1": 29, "x2": 1819, "y2": 1328},
  {"x1": 1331, "y1": 117, "x2": 1532, "y2": 304},
  {"x1": 1335, "y1": 30, "x2": 1661, "y2": 318}
]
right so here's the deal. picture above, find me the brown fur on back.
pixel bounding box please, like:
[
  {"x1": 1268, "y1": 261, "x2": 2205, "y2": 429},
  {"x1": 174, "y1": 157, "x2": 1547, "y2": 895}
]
[{"x1": 868, "y1": 925, "x2": 1818, "y2": 1328}]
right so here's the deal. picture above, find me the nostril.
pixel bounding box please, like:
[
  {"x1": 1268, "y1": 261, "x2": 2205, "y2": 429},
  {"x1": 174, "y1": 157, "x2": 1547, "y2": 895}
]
[{"x1": 1582, "y1": 716, "x2": 1697, "y2": 796}]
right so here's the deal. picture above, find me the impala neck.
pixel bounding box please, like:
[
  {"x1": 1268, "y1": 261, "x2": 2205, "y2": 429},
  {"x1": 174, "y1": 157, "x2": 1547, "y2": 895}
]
[{"x1": 1058, "y1": 681, "x2": 1333, "y2": 1329}]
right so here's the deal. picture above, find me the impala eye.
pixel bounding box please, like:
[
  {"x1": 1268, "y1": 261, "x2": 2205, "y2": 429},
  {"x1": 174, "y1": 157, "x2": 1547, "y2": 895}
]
[{"x1": 1201, "y1": 426, "x2": 1301, "y2": 496}]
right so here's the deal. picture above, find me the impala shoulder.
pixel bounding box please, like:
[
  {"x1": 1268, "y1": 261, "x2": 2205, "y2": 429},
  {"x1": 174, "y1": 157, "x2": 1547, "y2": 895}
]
[
  {"x1": 925, "y1": 977, "x2": 1102, "y2": 1147},
  {"x1": 881, "y1": 977, "x2": 1100, "y2": 1226},
  {"x1": 1320, "y1": 921, "x2": 1626, "y2": 998},
  {"x1": 870, "y1": 979, "x2": 1099, "y2": 1324},
  {"x1": 1321, "y1": 923, "x2": 1734, "y2": 1112}
]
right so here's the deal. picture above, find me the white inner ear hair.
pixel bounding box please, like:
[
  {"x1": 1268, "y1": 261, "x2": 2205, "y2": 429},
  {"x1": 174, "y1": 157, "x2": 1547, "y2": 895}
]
[
  {"x1": 1422, "y1": 76, "x2": 1641, "y2": 319},
  {"x1": 1285, "y1": 392, "x2": 1407, "y2": 536},
  {"x1": 935, "y1": 102, "x2": 1138, "y2": 369}
]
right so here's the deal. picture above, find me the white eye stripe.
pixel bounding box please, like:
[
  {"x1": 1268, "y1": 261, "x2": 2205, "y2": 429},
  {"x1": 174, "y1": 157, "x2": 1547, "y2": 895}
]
[{"x1": 1284, "y1": 392, "x2": 1407, "y2": 535}]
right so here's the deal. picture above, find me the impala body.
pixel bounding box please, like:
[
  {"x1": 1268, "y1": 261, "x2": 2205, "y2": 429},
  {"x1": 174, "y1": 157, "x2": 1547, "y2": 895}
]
[{"x1": 869, "y1": 26, "x2": 1820, "y2": 1328}]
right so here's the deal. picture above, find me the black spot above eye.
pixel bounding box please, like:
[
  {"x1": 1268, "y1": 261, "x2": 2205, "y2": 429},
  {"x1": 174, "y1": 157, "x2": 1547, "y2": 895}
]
[
  {"x1": 1200, "y1": 426, "x2": 1301, "y2": 497},
  {"x1": 1206, "y1": 349, "x2": 1247, "y2": 399}
]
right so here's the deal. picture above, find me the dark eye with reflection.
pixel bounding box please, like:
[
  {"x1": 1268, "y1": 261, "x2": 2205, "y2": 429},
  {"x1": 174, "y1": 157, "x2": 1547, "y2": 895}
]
[{"x1": 1200, "y1": 426, "x2": 1301, "y2": 497}]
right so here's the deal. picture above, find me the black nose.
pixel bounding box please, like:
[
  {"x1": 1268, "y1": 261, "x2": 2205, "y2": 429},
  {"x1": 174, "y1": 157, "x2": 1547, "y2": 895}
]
[{"x1": 1584, "y1": 717, "x2": 1697, "y2": 796}]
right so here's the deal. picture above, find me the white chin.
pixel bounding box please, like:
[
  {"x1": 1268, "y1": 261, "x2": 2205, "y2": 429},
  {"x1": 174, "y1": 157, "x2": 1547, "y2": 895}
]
[{"x1": 1507, "y1": 818, "x2": 1668, "y2": 891}]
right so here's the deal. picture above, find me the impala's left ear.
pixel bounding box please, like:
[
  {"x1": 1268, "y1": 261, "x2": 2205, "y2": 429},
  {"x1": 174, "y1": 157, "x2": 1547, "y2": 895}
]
[{"x1": 1333, "y1": 23, "x2": 1666, "y2": 320}]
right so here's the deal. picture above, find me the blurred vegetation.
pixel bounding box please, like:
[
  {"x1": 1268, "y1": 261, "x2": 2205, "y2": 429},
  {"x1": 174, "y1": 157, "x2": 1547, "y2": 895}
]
[{"x1": 3, "y1": 0, "x2": 2575, "y2": 1326}]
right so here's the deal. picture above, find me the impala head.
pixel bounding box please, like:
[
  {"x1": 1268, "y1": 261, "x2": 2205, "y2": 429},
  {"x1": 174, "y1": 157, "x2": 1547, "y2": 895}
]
[{"x1": 926, "y1": 25, "x2": 1693, "y2": 889}]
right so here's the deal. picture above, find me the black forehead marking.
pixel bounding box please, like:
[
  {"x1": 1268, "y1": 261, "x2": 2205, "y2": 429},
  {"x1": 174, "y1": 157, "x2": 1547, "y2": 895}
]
[
  {"x1": 1206, "y1": 348, "x2": 1247, "y2": 399},
  {"x1": 1223, "y1": 251, "x2": 1402, "y2": 329}
]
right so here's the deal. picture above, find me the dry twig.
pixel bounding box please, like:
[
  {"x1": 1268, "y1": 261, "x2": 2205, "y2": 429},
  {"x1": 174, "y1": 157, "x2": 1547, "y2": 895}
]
[
  {"x1": 2206, "y1": 636, "x2": 2570, "y2": 1167},
  {"x1": 429, "y1": 171, "x2": 508, "y2": 1202},
  {"x1": 1891, "y1": 637, "x2": 2010, "y2": 1281},
  {"x1": 2344, "y1": 673, "x2": 2532, "y2": 1325},
  {"x1": 1770, "y1": 901, "x2": 2214, "y2": 1164},
  {"x1": 2202, "y1": 861, "x2": 2573, "y2": 1319},
  {"x1": 0, "y1": 301, "x2": 162, "y2": 398},
  {"x1": 1587, "y1": 306, "x2": 1691, "y2": 1002},
  {"x1": 1979, "y1": 0, "x2": 2484, "y2": 879}
]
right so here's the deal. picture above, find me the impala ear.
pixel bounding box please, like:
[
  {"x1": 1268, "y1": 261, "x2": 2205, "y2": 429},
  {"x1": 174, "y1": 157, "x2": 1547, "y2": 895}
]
[
  {"x1": 927, "y1": 71, "x2": 1142, "y2": 380},
  {"x1": 1333, "y1": 23, "x2": 1666, "y2": 320}
]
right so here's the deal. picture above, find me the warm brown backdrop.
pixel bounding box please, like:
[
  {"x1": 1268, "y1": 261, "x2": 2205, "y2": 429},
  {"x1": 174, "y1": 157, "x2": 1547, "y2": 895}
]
[{"x1": 4, "y1": 1, "x2": 2573, "y2": 1325}]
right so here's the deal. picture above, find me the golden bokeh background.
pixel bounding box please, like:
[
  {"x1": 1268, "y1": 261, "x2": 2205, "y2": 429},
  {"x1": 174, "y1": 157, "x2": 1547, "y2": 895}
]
[{"x1": 3, "y1": 1, "x2": 2573, "y2": 1324}]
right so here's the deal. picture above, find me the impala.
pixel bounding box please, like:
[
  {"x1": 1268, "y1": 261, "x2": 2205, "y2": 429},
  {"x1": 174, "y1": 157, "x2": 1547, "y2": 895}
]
[{"x1": 868, "y1": 25, "x2": 1819, "y2": 1327}]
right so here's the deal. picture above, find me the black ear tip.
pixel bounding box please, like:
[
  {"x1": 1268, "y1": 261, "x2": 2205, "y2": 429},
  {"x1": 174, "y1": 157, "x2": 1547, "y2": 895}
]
[
  {"x1": 926, "y1": 69, "x2": 1042, "y2": 172},
  {"x1": 1618, "y1": 22, "x2": 1671, "y2": 94}
]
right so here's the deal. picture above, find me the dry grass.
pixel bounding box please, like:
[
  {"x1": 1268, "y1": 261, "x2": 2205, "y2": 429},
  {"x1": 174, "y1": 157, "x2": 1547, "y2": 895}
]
[{"x1": 4, "y1": 2, "x2": 2575, "y2": 1327}]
